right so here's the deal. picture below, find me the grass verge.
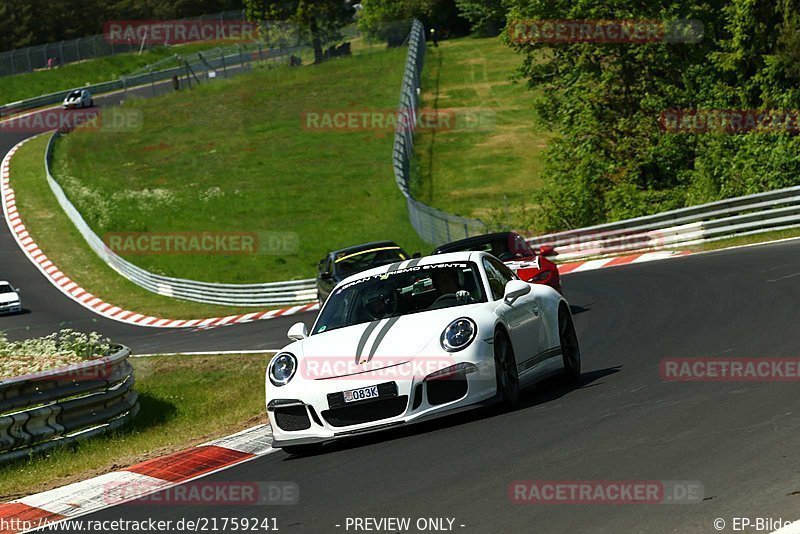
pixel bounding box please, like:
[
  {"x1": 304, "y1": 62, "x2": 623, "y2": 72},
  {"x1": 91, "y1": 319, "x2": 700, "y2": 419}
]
[
  {"x1": 0, "y1": 353, "x2": 269, "y2": 500},
  {"x1": 0, "y1": 42, "x2": 247, "y2": 106},
  {"x1": 413, "y1": 36, "x2": 550, "y2": 230},
  {"x1": 52, "y1": 46, "x2": 429, "y2": 284},
  {"x1": 9, "y1": 134, "x2": 288, "y2": 318}
]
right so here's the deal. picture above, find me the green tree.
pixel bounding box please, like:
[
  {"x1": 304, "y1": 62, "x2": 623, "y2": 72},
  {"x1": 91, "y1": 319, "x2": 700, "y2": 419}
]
[
  {"x1": 245, "y1": 0, "x2": 354, "y2": 63},
  {"x1": 358, "y1": 0, "x2": 468, "y2": 45},
  {"x1": 455, "y1": 0, "x2": 506, "y2": 35}
]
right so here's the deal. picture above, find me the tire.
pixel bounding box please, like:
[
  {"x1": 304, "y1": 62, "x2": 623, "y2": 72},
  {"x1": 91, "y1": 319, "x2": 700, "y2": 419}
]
[
  {"x1": 559, "y1": 305, "x2": 581, "y2": 382},
  {"x1": 282, "y1": 443, "x2": 324, "y2": 456},
  {"x1": 494, "y1": 330, "x2": 520, "y2": 407}
]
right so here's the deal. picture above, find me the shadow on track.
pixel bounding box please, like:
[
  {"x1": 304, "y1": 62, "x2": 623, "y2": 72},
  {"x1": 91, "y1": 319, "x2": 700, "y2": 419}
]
[
  {"x1": 281, "y1": 365, "x2": 621, "y2": 459},
  {"x1": 569, "y1": 304, "x2": 591, "y2": 316}
]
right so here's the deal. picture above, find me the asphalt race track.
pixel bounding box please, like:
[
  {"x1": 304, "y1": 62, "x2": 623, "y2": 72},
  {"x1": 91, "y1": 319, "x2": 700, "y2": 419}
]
[
  {"x1": 41, "y1": 239, "x2": 800, "y2": 533},
  {"x1": 0, "y1": 72, "x2": 316, "y2": 354},
  {"x1": 4, "y1": 66, "x2": 800, "y2": 534}
]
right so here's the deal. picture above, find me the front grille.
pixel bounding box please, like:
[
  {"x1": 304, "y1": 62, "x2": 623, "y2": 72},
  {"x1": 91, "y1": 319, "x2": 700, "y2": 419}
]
[
  {"x1": 426, "y1": 375, "x2": 468, "y2": 405},
  {"x1": 322, "y1": 396, "x2": 408, "y2": 427},
  {"x1": 274, "y1": 405, "x2": 311, "y2": 431}
]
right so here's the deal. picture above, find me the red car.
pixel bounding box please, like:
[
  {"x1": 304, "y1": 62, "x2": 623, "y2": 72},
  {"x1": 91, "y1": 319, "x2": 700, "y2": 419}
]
[{"x1": 431, "y1": 231, "x2": 561, "y2": 293}]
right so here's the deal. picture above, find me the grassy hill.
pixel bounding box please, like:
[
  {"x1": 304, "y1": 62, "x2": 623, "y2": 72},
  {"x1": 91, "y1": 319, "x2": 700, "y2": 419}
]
[
  {"x1": 51, "y1": 47, "x2": 429, "y2": 284},
  {"x1": 413, "y1": 36, "x2": 551, "y2": 231}
]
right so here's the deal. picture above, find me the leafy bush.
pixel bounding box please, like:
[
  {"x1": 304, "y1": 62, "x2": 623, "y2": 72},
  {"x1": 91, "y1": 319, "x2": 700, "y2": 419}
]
[
  {"x1": 0, "y1": 329, "x2": 112, "y2": 379},
  {"x1": 505, "y1": 0, "x2": 800, "y2": 232}
]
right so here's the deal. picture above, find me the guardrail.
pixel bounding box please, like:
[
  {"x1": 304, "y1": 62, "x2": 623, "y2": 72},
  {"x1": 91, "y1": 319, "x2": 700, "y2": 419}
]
[
  {"x1": 0, "y1": 9, "x2": 249, "y2": 77},
  {"x1": 526, "y1": 186, "x2": 800, "y2": 260},
  {"x1": 0, "y1": 346, "x2": 138, "y2": 464},
  {"x1": 45, "y1": 132, "x2": 317, "y2": 306},
  {"x1": 0, "y1": 43, "x2": 284, "y2": 120},
  {"x1": 393, "y1": 20, "x2": 488, "y2": 246}
]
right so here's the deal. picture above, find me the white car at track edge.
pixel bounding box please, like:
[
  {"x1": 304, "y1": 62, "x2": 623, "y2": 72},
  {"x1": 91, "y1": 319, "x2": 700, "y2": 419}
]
[
  {"x1": 62, "y1": 89, "x2": 93, "y2": 109},
  {"x1": 0, "y1": 281, "x2": 22, "y2": 314},
  {"x1": 266, "y1": 251, "x2": 581, "y2": 455}
]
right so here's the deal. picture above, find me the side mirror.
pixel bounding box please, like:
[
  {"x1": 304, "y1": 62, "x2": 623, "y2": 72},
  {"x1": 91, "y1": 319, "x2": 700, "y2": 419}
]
[
  {"x1": 412, "y1": 252, "x2": 422, "y2": 258},
  {"x1": 539, "y1": 245, "x2": 556, "y2": 257},
  {"x1": 319, "y1": 271, "x2": 332, "y2": 279},
  {"x1": 503, "y1": 279, "x2": 531, "y2": 306},
  {"x1": 287, "y1": 322, "x2": 308, "y2": 341}
]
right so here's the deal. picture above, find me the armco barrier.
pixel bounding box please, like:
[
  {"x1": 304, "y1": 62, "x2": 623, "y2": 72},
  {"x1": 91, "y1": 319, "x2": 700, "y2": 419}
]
[
  {"x1": 44, "y1": 132, "x2": 316, "y2": 306},
  {"x1": 0, "y1": 43, "x2": 268, "y2": 119},
  {"x1": 527, "y1": 186, "x2": 800, "y2": 260},
  {"x1": 0, "y1": 346, "x2": 138, "y2": 464},
  {"x1": 393, "y1": 20, "x2": 488, "y2": 246}
]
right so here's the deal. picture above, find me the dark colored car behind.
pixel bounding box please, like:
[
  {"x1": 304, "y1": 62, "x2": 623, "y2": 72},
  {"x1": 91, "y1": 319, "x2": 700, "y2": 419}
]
[{"x1": 316, "y1": 241, "x2": 411, "y2": 303}]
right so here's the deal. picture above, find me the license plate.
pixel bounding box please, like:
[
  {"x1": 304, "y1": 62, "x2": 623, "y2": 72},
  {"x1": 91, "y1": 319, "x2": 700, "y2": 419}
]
[{"x1": 342, "y1": 385, "x2": 380, "y2": 404}]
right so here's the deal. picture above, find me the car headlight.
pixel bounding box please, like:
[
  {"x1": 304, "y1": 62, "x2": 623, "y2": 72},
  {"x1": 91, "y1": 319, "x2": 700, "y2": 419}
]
[
  {"x1": 268, "y1": 352, "x2": 297, "y2": 386},
  {"x1": 440, "y1": 318, "x2": 477, "y2": 352}
]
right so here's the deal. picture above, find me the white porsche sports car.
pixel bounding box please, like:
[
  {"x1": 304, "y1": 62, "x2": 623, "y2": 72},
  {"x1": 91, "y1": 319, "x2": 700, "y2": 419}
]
[{"x1": 266, "y1": 251, "x2": 580, "y2": 455}]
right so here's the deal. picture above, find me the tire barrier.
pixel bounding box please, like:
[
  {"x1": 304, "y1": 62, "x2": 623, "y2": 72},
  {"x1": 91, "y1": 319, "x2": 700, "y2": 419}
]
[{"x1": 0, "y1": 346, "x2": 138, "y2": 464}]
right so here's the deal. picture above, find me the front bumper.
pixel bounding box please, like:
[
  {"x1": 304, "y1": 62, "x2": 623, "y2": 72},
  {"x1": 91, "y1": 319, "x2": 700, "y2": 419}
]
[
  {"x1": 0, "y1": 302, "x2": 21, "y2": 314},
  {"x1": 266, "y1": 341, "x2": 498, "y2": 447}
]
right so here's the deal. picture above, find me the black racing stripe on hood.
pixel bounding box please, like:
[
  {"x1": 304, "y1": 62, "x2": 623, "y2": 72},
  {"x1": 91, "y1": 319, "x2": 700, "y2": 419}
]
[
  {"x1": 355, "y1": 320, "x2": 382, "y2": 364},
  {"x1": 385, "y1": 261, "x2": 403, "y2": 272},
  {"x1": 403, "y1": 257, "x2": 421, "y2": 269},
  {"x1": 354, "y1": 259, "x2": 408, "y2": 364},
  {"x1": 366, "y1": 315, "x2": 402, "y2": 362}
]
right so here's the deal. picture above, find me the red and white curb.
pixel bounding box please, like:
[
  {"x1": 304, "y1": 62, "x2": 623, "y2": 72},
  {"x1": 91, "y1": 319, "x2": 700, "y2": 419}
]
[
  {"x1": 556, "y1": 250, "x2": 692, "y2": 275},
  {"x1": 0, "y1": 424, "x2": 275, "y2": 533},
  {"x1": 1, "y1": 138, "x2": 319, "y2": 329}
]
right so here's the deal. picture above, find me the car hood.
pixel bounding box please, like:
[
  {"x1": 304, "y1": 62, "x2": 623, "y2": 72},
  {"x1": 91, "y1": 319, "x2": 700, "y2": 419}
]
[
  {"x1": 298, "y1": 304, "x2": 484, "y2": 376},
  {"x1": 0, "y1": 293, "x2": 19, "y2": 304}
]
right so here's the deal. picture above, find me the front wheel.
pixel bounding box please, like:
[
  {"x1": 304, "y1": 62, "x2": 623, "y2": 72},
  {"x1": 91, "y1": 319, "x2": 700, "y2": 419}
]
[
  {"x1": 559, "y1": 306, "x2": 581, "y2": 382},
  {"x1": 494, "y1": 330, "x2": 520, "y2": 407}
]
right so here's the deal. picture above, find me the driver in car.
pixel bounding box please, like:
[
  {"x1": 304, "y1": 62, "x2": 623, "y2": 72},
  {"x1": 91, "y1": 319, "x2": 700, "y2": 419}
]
[
  {"x1": 362, "y1": 283, "x2": 397, "y2": 319},
  {"x1": 430, "y1": 269, "x2": 474, "y2": 307}
]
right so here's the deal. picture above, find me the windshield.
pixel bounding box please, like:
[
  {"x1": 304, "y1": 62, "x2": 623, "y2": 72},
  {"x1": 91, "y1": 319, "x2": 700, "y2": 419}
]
[
  {"x1": 333, "y1": 246, "x2": 407, "y2": 278},
  {"x1": 314, "y1": 261, "x2": 486, "y2": 334},
  {"x1": 0, "y1": 284, "x2": 13, "y2": 294},
  {"x1": 443, "y1": 237, "x2": 512, "y2": 258},
  {"x1": 67, "y1": 90, "x2": 82, "y2": 98}
]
